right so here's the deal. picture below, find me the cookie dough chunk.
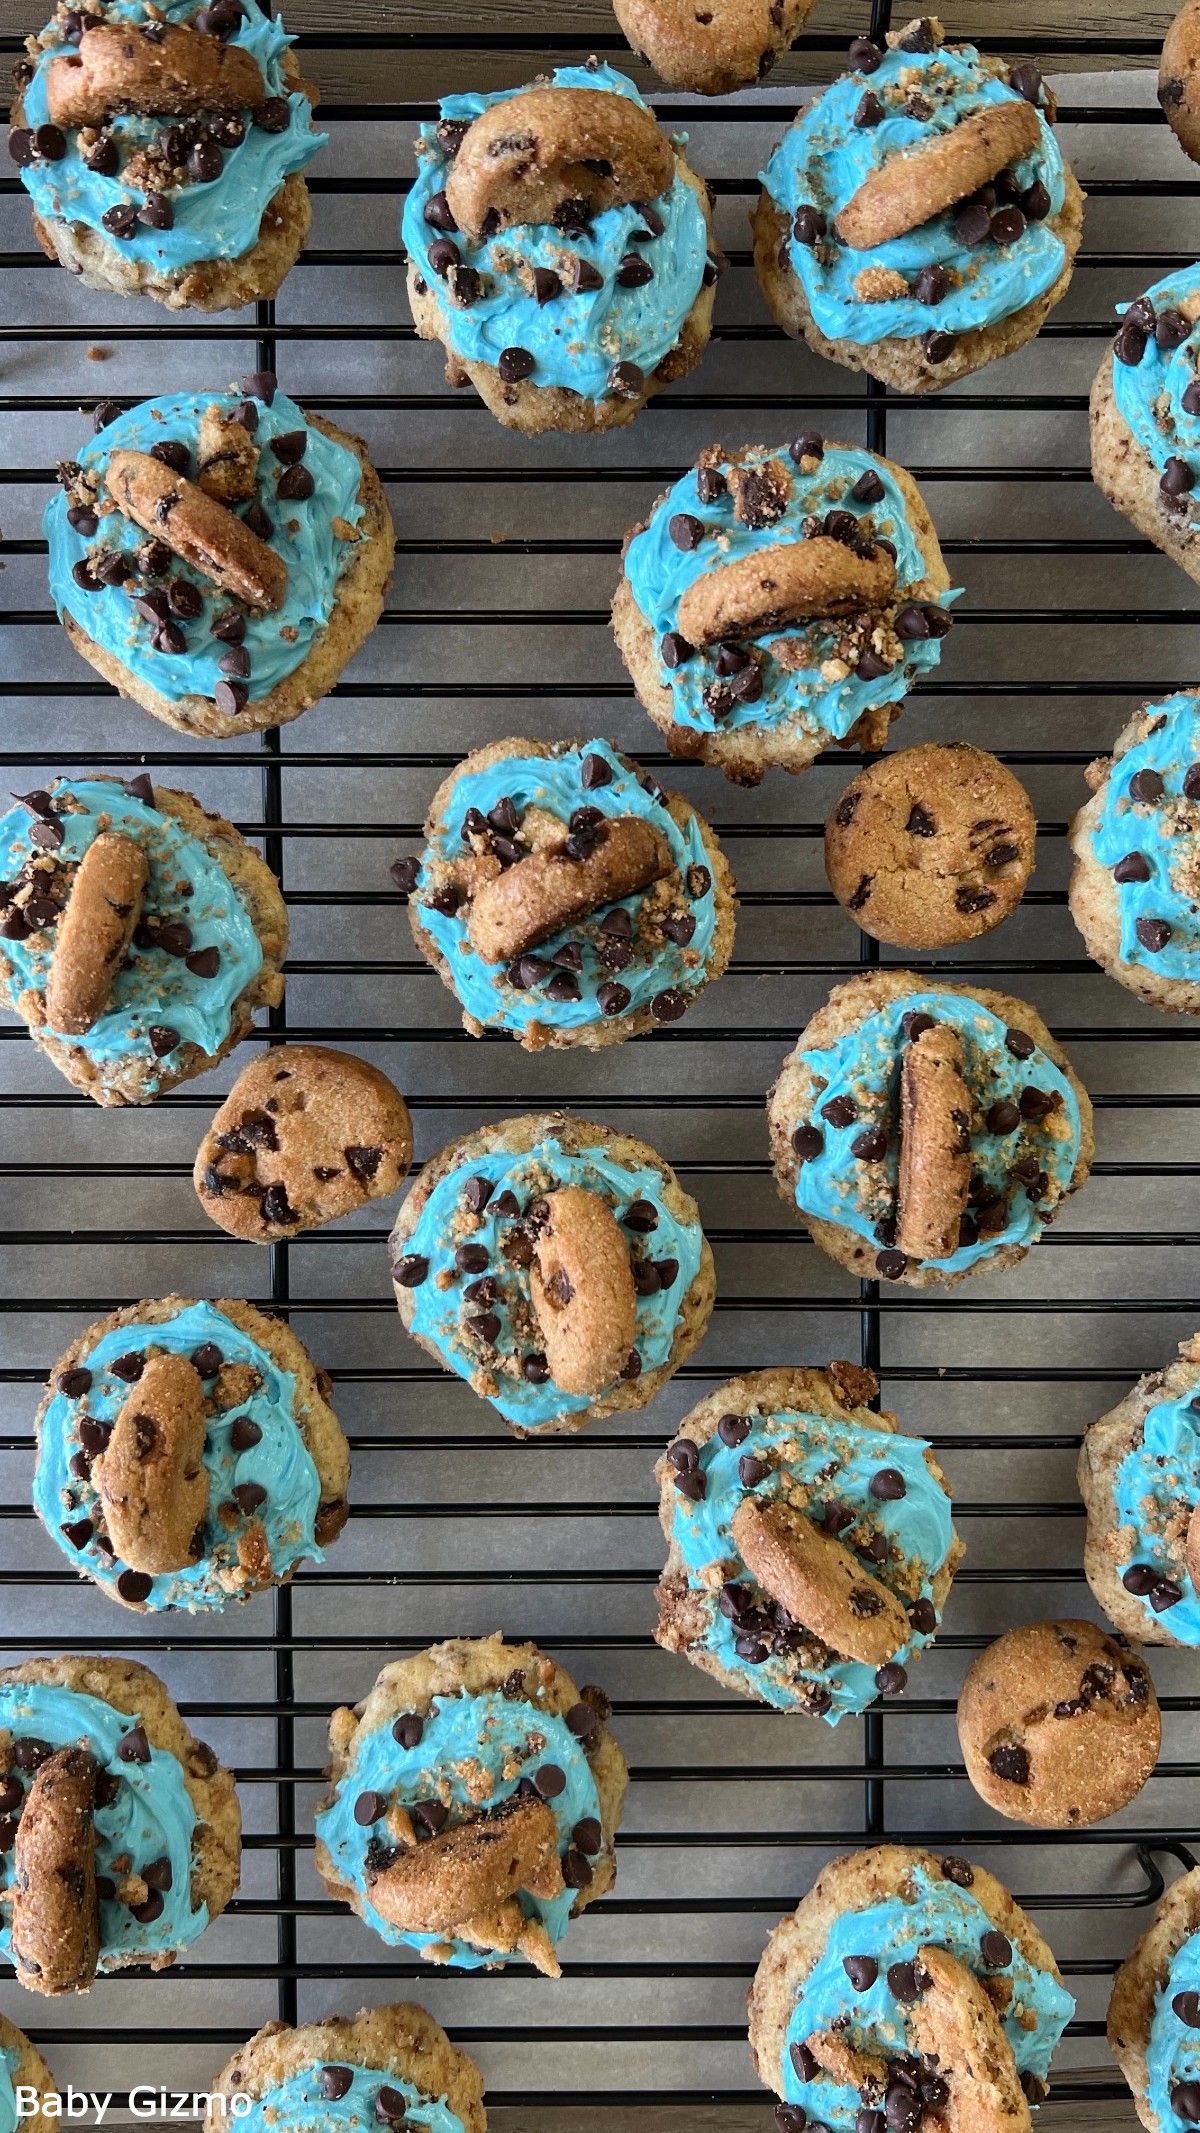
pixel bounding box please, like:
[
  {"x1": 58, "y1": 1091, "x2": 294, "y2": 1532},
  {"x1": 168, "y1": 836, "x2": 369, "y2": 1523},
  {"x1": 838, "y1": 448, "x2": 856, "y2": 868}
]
[
  {"x1": 403, "y1": 736, "x2": 735, "y2": 1049},
  {"x1": 613, "y1": 439, "x2": 957, "y2": 787},
  {"x1": 957, "y1": 1619, "x2": 1161, "y2": 1828},
  {"x1": 0, "y1": 774, "x2": 286, "y2": 1105},
  {"x1": 748, "y1": 1843, "x2": 1074, "y2": 2127},
  {"x1": 1161, "y1": 0, "x2": 1200, "y2": 164},
  {"x1": 33, "y1": 1295, "x2": 349, "y2": 1613},
  {"x1": 767, "y1": 970, "x2": 1094, "y2": 1290},
  {"x1": 0, "y1": 2014, "x2": 60, "y2": 2131},
  {"x1": 826, "y1": 743, "x2": 1036, "y2": 947},
  {"x1": 314, "y1": 1634, "x2": 627, "y2": 1976},
  {"x1": 754, "y1": 22, "x2": 1084, "y2": 395},
  {"x1": 0, "y1": 1654, "x2": 239, "y2": 1988},
  {"x1": 613, "y1": 0, "x2": 819, "y2": 95},
  {"x1": 203, "y1": 2004, "x2": 486, "y2": 2133},
  {"x1": 195, "y1": 1046, "x2": 413, "y2": 1240},
  {"x1": 402, "y1": 63, "x2": 720, "y2": 436},
  {"x1": 654, "y1": 1366, "x2": 962, "y2": 1719},
  {"x1": 1079, "y1": 1333, "x2": 1200, "y2": 1646},
  {"x1": 1091, "y1": 272, "x2": 1200, "y2": 592},
  {"x1": 1109, "y1": 1863, "x2": 1200, "y2": 2133}
]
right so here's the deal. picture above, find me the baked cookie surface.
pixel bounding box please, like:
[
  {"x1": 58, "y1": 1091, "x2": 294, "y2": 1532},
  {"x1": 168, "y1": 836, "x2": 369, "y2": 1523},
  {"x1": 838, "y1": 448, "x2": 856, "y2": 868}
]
[
  {"x1": 204, "y1": 2004, "x2": 487, "y2": 2133},
  {"x1": 1109, "y1": 1864, "x2": 1200, "y2": 2133},
  {"x1": 1090, "y1": 270, "x2": 1200, "y2": 591},
  {"x1": 1079, "y1": 1334, "x2": 1200, "y2": 1645},
  {"x1": 0, "y1": 2015, "x2": 58, "y2": 2133},
  {"x1": 612, "y1": 0, "x2": 818, "y2": 95},
  {"x1": 1161, "y1": 0, "x2": 1200, "y2": 165}
]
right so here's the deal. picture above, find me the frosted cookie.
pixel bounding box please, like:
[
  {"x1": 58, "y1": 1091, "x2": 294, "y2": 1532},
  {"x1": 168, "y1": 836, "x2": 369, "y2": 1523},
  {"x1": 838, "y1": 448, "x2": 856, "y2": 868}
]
[
  {"x1": 1069, "y1": 692, "x2": 1200, "y2": 1015},
  {"x1": 754, "y1": 19, "x2": 1084, "y2": 396},
  {"x1": 0, "y1": 2018, "x2": 58, "y2": 2132},
  {"x1": 957, "y1": 1619, "x2": 1160, "y2": 1829},
  {"x1": 33, "y1": 1294, "x2": 350, "y2": 1613},
  {"x1": 0, "y1": 1654, "x2": 239, "y2": 1992},
  {"x1": 1161, "y1": 0, "x2": 1200, "y2": 164},
  {"x1": 767, "y1": 970, "x2": 1094, "y2": 1290},
  {"x1": 402, "y1": 62, "x2": 720, "y2": 435},
  {"x1": 314, "y1": 1634, "x2": 628, "y2": 1978},
  {"x1": 612, "y1": 0, "x2": 817, "y2": 95},
  {"x1": 1109, "y1": 1864, "x2": 1200, "y2": 2133},
  {"x1": 1079, "y1": 1334, "x2": 1200, "y2": 1645},
  {"x1": 0, "y1": 774, "x2": 286, "y2": 1106},
  {"x1": 654, "y1": 1364, "x2": 963, "y2": 1720},
  {"x1": 1089, "y1": 271, "x2": 1200, "y2": 592},
  {"x1": 401, "y1": 736, "x2": 735, "y2": 1048},
  {"x1": 203, "y1": 2005, "x2": 486, "y2": 2133},
  {"x1": 826, "y1": 743, "x2": 1036, "y2": 947},
  {"x1": 749, "y1": 1842, "x2": 1074, "y2": 2133},
  {"x1": 613, "y1": 438, "x2": 957, "y2": 787},
  {"x1": 388, "y1": 1110, "x2": 714, "y2": 1436},
  {"x1": 195, "y1": 1046, "x2": 413, "y2": 1239},
  {"x1": 46, "y1": 378, "x2": 393, "y2": 738}
]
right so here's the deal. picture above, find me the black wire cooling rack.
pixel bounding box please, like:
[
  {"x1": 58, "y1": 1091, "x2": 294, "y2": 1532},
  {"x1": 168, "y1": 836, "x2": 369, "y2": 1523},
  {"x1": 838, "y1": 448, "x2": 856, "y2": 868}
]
[{"x1": 2, "y1": 0, "x2": 1200, "y2": 2120}]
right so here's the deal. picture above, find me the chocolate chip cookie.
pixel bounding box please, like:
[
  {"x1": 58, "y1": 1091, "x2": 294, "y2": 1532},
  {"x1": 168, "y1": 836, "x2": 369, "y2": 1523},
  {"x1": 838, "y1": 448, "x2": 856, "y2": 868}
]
[{"x1": 203, "y1": 2003, "x2": 487, "y2": 2133}]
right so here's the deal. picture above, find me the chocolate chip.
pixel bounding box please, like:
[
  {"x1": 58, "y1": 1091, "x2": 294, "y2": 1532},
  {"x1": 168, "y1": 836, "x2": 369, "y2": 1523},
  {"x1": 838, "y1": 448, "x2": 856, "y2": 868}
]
[
  {"x1": 1174, "y1": 2087, "x2": 1200, "y2": 2126},
  {"x1": 822, "y1": 1095, "x2": 856, "y2": 1128},
  {"x1": 1161, "y1": 455, "x2": 1196, "y2": 499},
  {"x1": 986, "y1": 1099, "x2": 1021, "y2": 1134},
  {"x1": 392, "y1": 1711, "x2": 424, "y2": 1749},
  {"x1": 777, "y1": 2106, "x2": 808, "y2": 2132},
  {"x1": 150, "y1": 439, "x2": 189, "y2": 476},
  {"x1": 562, "y1": 1847, "x2": 593, "y2": 1889},
  {"x1": 1018, "y1": 179, "x2": 1051, "y2": 222},
  {"x1": 855, "y1": 90, "x2": 885, "y2": 126},
  {"x1": 850, "y1": 1126, "x2": 888, "y2": 1161},
  {"x1": 669, "y1": 512, "x2": 705, "y2": 551},
  {"x1": 118, "y1": 1725, "x2": 151, "y2": 1764},
  {"x1": 887, "y1": 1961, "x2": 926, "y2": 2004},
  {"x1": 988, "y1": 1742, "x2": 1029, "y2": 1783},
  {"x1": 213, "y1": 681, "x2": 248, "y2": 719},
  {"x1": 598, "y1": 981, "x2": 631, "y2": 1016},
  {"x1": 1133, "y1": 912, "x2": 1173, "y2": 953},
  {"x1": 277, "y1": 463, "x2": 315, "y2": 503},
  {"x1": 1114, "y1": 318, "x2": 1147, "y2": 367},
  {"x1": 375, "y1": 2091, "x2": 411, "y2": 2125},
  {"x1": 956, "y1": 202, "x2": 991, "y2": 246},
  {"x1": 1005, "y1": 1025, "x2": 1035, "y2": 1059},
  {"x1": 533, "y1": 1762, "x2": 565, "y2": 1799},
  {"x1": 923, "y1": 330, "x2": 957, "y2": 365},
  {"x1": 674, "y1": 1466, "x2": 706, "y2": 1501},
  {"x1": 497, "y1": 346, "x2": 535, "y2": 385},
  {"x1": 790, "y1": 2042, "x2": 819, "y2": 2083},
  {"x1": 875, "y1": 1662, "x2": 908, "y2": 1697},
  {"x1": 321, "y1": 2069, "x2": 354, "y2": 2102},
  {"x1": 253, "y1": 96, "x2": 290, "y2": 133},
  {"x1": 455, "y1": 1242, "x2": 490, "y2": 1274},
  {"x1": 717, "y1": 1414, "x2": 751, "y2": 1448},
  {"x1": 875, "y1": 1250, "x2": 907, "y2": 1279},
  {"x1": 1122, "y1": 1563, "x2": 1159, "y2": 1596},
  {"x1": 738, "y1": 1454, "x2": 769, "y2": 1487},
  {"x1": 1151, "y1": 1577, "x2": 1184, "y2": 1611},
  {"x1": 605, "y1": 361, "x2": 644, "y2": 399},
  {"x1": 67, "y1": 505, "x2": 100, "y2": 537},
  {"x1": 851, "y1": 469, "x2": 886, "y2": 505},
  {"x1": 411, "y1": 1797, "x2": 447, "y2": 1835},
  {"x1": 520, "y1": 1352, "x2": 548, "y2": 1383},
  {"x1": 1174, "y1": 1992, "x2": 1200, "y2": 2027},
  {"x1": 790, "y1": 433, "x2": 824, "y2": 468},
  {"x1": 981, "y1": 1929, "x2": 1012, "y2": 1967},
  {"x1": 942, "y1": 1854, "x2": 974, "y2": 1886},
  {"x1": 870, "y1": 1466, "x2": 906, "y2": 1500},
  {"x1": 908, "y1": 1596, "x2": 936, "y2": 1634},
  {"x1": 61, "y1": 1517, "x2": 94, "y2": 1551},
  {"x1": 843, "y1": 1953, "x2": 878, "y2": 1991},
  {"x1": 792, "y1": 204, "x2": 825, "y2": 246},
  {"x1": 354, "y1": 1790, "x2": 384, "y2": 1825},
  {"x1": 7, "y1": 128, "x2": 34, "y2": 167},
  {"x1": 652, "y1": 988, "x2": 687, "y2": 1022},
  {"x1": 623, "y1": 1200, "x2": 658, "y2": 1234},
  {"x1": 990, "y1": 206, "x2": 1027, "y2": 246},
  {"x1": 392, "y1": 1253, "x2": 428, "y2": 1287},
  {"x1": 33, "y1": 122, "x2": 67, "y2": 161},
  {"x1": 57, "y1": 1366, "x2": 93, "y2": 1397},
  {"x1": 617, "y1": 252, "x2": 654, "y2": 287},
  {"x1": 791, "y1": 1124, "x2": 824, "y2": 1161}
]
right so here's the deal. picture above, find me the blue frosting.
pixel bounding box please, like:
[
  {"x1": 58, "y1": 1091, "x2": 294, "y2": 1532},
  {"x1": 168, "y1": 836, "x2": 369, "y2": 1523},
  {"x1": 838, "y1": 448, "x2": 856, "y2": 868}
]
[
  {"x1": 1148, "y1": 1926, "x2": 1200, "y2": 2130},
  {"x1": 670, "y1": 1407, "x2": 955, "y2": 1720},
  {"x1": 237, "y1": 2064, "x2": 464, "y2": 2133},
  {"x1": 33, "y1": 1300, "x2": 326, "y2": 1613},
  {"x1": 395, "y1": 1134, "x2": 704, "y2": 1428},
  {"x1": 0, "y1": 1680, "x2": 207, "y2": 1970},
  {"x1": 0, "y1": 778, "x2": 263, "y2": 1090},
  {"x1": 414, "y1": 739, "x2": 721, "y2": 1036},
  {"x1": 1112, "y1": 1385, "x2": 1200, "y2": 1644},
  {"x1": 403, "y1": 64, "x2": 710, "y2": 398},
  {"x1": 789, "y1": 988, "x2": 1083, "y2": 1275},
  {"x1": 1088, "y1": 693, "x2": 1200, "y2": 985},
  {"x1": 760, "y1": 38, "x2": 1067, "y2": 347},
  {"x1": 19, "y1": 0, "x2": 324, "y2": 273},
  {"x1": 1111, "y1": 268, "x2": 1200, "y2": 483},
  {"x1": 780, "y1": 1860, "x2": 1074, "y2": 2119},
  {"x1": 315, "y1": 1690, "x2": 602, "y2": 1970},
  {"x1": 0, "y1": 2046, "x2": 18, "y2": 2133}
]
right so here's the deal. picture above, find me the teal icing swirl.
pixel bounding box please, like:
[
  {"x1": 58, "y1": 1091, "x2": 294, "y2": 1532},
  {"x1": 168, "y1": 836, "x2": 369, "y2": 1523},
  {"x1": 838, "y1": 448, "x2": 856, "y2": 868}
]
[
  {"x1": 624, "y1": 442, "x2": 959, "y2": 738},
  {"x1": 1112, "y1": 1386, "x2": 1200, "y2": 1644},
  {"x1": 1111, "y1": 268, "x2": 1200, "y2": 483},
  {"x1": 1148, "y1": 1925, "x2": 1200, "y2": 2129},
  {"x1": 44, "y1": 388, "x2": 365, "y2": 711},
  {"x1": 19, "y1": 0, "x2": 325, "y2": 272},
  {"x1": 0, "y1": 1680, "x2": 207, "y2": 1970},
  {"x1": 315, "y1": 1689, "x2": 602, "y2": 1970},
  {"x1": 760, "y1": 41, "x2": 1067, "y2": 347},
  {"x1": 402, "y1": 63, "x2": 709, "y2": 398},
  {"x1": 1088, "y1": 692, "x2": 1200, "y2": 983},
  {"x1": 670, "y1": 1407, "x2": 955, "y2": 1721},
  {"x1": 33, "y1": 1300, "x2": 326, "y2": 1614},
  {"x1": 790, "y1": 988, "x2": 1082, "y2": 1274},
  {"x1": 395, "y1": 1134, "x2": 704, "y2": 1428},
  {"x1": 0, "y1": 2045, "x2": 19, "y2": 2133},
  {"x1": 236, "y1": 2063, "x2": 464, "y2": 2133},
  {"x1": 780, "y1": 1860, "x2": 1074, "y2": 2118},
  {"x1": 414, "y1": 739, "x2": 720, "y2": 1035}
]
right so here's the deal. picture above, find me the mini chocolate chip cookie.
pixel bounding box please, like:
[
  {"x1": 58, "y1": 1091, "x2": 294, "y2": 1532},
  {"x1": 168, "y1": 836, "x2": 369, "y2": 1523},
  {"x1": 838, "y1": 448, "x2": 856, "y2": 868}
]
[
  {"x1": 195, "y1": 1045, "x2": 413, "y2": 1241},
  {"x1": 203, "y1": 2003, "x2": 487, "y2": 2133},
  {"x1": 1108, "y1": 1862, "x2": 1200, "y2": 2133},
  {"x1": 1161, "y1": 0, "x2": 1200, "y2": 163},
  {"x1": 825, "y1": 743, "x2": 1036, "y2": 947},
  {"x1": 0, "y1": 2014, "x2": 59, "y2": 2128}
]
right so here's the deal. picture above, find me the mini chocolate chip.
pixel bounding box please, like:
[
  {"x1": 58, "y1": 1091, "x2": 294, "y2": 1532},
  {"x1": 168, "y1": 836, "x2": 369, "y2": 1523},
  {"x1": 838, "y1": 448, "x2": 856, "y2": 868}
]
[
  {"x1": 354, "y1": 1791, "x2": 384, "y2": 1825},
  {"x1": 876, "y1": 1250, "x2": 907, "y2": 1279},
  {"x1": 598, "y1": 981, "x2": 631, "y2": 1016},
  {"x1": 1136, "y1": 915, "x2": 1173, "y2": 951},
  {"x1": 57, "y1": 1366, "x2": 93, "y2": 1397},
  {"x1": 717, "y1": 1414, "x2": 751, "y2": 1448},
  {"x1": 887, "y1": 1960, "x2": 926, "y2": 2002},
  {"x1": 669, "y1": 512, "x2": 706, "y2": 551},
  {"x1": 870, "y1": 1466, "x2": 906, "y2": 1500},
  {"x1": 855, "y1": 90, "x2": 885, "y2": 126},
  {"x1": 791, "y1": 1124, "x2": 824, "y2": 1161},
  {"x1": 793, "y1": 204, "x2": 825, "y2": 246},
  {"x1": 915, "y1": 263, "x2": 950, "y2": 305},
  {"x1": 923, "y1": 330, "x2": 956, "y2": 363},
  {"x1": 990, "y1": 206, "x2": 1027, "y2": 245},
  {"x1": 850, "y1": 1126, "x2": 888, "y2": 1161},
  {"x1": 1161, "y1": 456, "x2": 1196, "y2": 498},
  {"x1": 875, "y1": 1662, "x2": 908, "y2": 1697},
  {"x1": 375, "y1": 2091, "x2": 411, "y2": 2125},
  {"x1": 661, "y1": 631, "x2": 695, "y2": 668},
  {"x1": 392, "y1": 1253, "x2": 428, "y2": 1287},
  {"x1": 1005, "y1": 1026, "x2": 1035, "y2": 1059},
  {"x1": 956, "y1": 202, "x2": 991, "y2": 246},
  {"x1": 562, "y1": 1847, "x2": 593, "y2": 1889},
  {"x1": 321, "y1": 2070, "x2": 354, "y2": 2102},
  {"x1": 61, "y1": 1518, "x2": 94, "y2": 1551},
  {"x1": 522, "y1": 1352, "x2": 549, "y2": 1383},
  {"x1": 981, "y1": 1928, "x2": 1012, "y2": 1967},
  {"x1": 605, "y1": 360, "x2": 644, "y2": 399},
  {"x1": 674, "y1": 1467, "x2": 706, "y2": 1501},
  {"x1": 498, "y1": 346, "x2": 535, "y2": 385},
  {"x1": 844, "y1": 1953, "x2": 878, "y2": 1990},
  {"x1": 908, "y1": 1597, "x2": 937, "y2": 1634},
  {"x1": 150, "y1": 439, "x2": 189, "y2": 474},
  {"x1": 117, "y1": 1725, "x2": 151, "y2": 1764},
  {"x1": 624, "y1": 1200, "x2": 658, "y2": 1233},
  {"x1": 534, "y1": 1763, "x2": 566, "y2": 1799},
  {"x1": 988, "y1": 1742, "x2": 1030, "y2": 1784},
  {"x1": 33, "y1": 122, "x2": 67, "y2": 161},
  {"x1": 1174, "y1": 1992, "x2": 1200, "y2": 2028},
  {"x1": 738, "y1": 1454, "x2": 769, "y2": 1487},
  {"x1": 987, "y1": 1099, "x2": 1021, "y2": 1134},
  {"x1": 617, "y1": 252, "x2": 654, "y2": 287},
  {"x1": 392, "y1": 1711, "x2": 424, "y2": 1748},
  {"x1": 822, "y1": 1095, "x2": 857, "y2": 1128},
  {"x1": 1151, "y1": 1577, "x2": 1184, "y2": 1611}
]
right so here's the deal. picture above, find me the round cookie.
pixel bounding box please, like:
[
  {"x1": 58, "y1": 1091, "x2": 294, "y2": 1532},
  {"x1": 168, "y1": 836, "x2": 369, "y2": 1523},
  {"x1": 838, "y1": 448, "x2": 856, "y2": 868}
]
[
  {"x1": 0, "y1": 2015, "x2": 59, "y2": 2132},
  {"x1": 46, "y1": 377, "x2": 393, "y2": 738},
  {"x1": 0, "y1": 774, "x2": 286, "y2": 1106},
  {"x1": 654, "y1": 1364, "x2": 963, "y2": 1720},
  {"x1": 389, "y1": 1111, "x2": 714, "y2": 1436},
  {"x1": 754, "y1": 20, "x2": 1084, "y2": 396},
  {"x1": 767, "y1": 970, "x2": 1094, "y2": 1290},
  {"x1": 1079, "y1": 1333, "x2": 1200, "y2": 1647},
  {"x1": 612, "y1": 437, "x2": 957, "y2": 787},
  {"x1": 825, "y1": 743, "x2": 1036, "y2": 947},
  {"x1": 1161, "y1": 0, "x2": 1200, "y2": 165},
  {"x1": 195, "y1": 1046, "x2": 413, "y2": 1239},
  {"x1": 956, "y1": 1619, "x2": 1161, "y2": 1829},
  {"x1": 33, "y1": 1294, "x2": 350, "y2": 1613},
  {"x1": 314, "y1": 1633, "x2": 628, "y2": 1978},
  {"x1": 1109, "y1": 1864, "x2": 1200, "y2": 2133},
  {"x1": 401, "y1": 735, "x2": 735, "y2": 1048},
  {"x1": 1090, "y1": 271, "x2": 1200, "y2": 593},
  {"x1": 612, "y1": 0, "x2": 818, "y2": 95},
  {"x1": 402, "y1": 62, "x2": 720, "y2": 436},
  {"x1": 9, "y1": 0, "x2": 323, "y2": 312},
  {"x1": 0, "y1": 1653, "x2": 240, "y2": 1991},
  {"x1": 1069, "y1": 693, "x2": 1200, "y2": 1015},
  {"x1": 749, "y1": 1842, "x2": 1075, "y2": 2130},
  {"x1": 203, "y1": 2005, "x2": 486, "y2": 2133}
]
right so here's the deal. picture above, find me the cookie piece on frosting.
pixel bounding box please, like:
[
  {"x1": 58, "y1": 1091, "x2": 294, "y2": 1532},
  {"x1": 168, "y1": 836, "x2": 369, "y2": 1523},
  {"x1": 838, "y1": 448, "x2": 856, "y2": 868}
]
[
  {"x1": 749, "y1": 1843, "x2": 1074, "y2": 2132},
  {"x1": 1079, "y1": 1334, "x2": 1200, "y2": 1647},
  {"x1": 754, "y1": 20, "x2": 1083, "y2": 394},
  {"x1": 402, "y1": 62, "x2": 720, "y2": 435},
  {"x1": 203, "y1": 2004, "x2": 487, "y2": 2133},
  {"x1": 1091, "y1": 272, "x2": 1200, "y2": 589},
  {"x1": 612, "y1": 0, "x2": 818, "y2": 95},
  {"x1": 314, "y1": 1634, "x2": 627, "y2": 1977},
  {"x1": 1109, "y1": 1863, "x2": 1200, "y2": 2133}
]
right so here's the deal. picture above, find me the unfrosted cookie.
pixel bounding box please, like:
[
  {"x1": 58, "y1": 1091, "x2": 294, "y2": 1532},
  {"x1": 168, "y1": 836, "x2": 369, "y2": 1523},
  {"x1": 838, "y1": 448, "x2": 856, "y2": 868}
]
[
  {"x1": 403, "y1": 62, "x2": 720, "y2": 436},
  {"x1": 654, "y1": 1364, "x2": 962, "y2": 1720},
  {"x1": 195, "y1": 1046, "x2": 413, "y2": 1239},
  {"x1": 613, "y1": 438, "x2": 957, "y2": 786},
  {"x1": 389, "y1": 1111, "x2": 714, "y2": 1435},
  {"x1": 0, "y1": 1653, "x2": 239, "y2": 1992},
  {"x1": 957, "y1": 1619, "x2": 1160, "y2": 1829},
  {"x1": 0, "y1": 774, "x2": 286, "y2": 1105},
  {"x1": 1109, "y1": 1863, "x2": 1200, "y2": 2133},
  {"x1": 0, "y1": 2015, "x2": 59, "y2": 2131},
  {"x1": 1161, "y1": 0, "x2": 1200, "y2": 163},
  {"x1": 1079, "y1": 1334, "x2": 1200, "y2": 1646},
  {"x1": 203, "y1": 2004, "x2": 486, "y2": 2133},
  {"x1": 749, "y1": 1842, "x2": 1074, "y2": 2132},
  {"x1": 33, "y1": 1294, "x2": 349, "y2": 1613},
  {"x1": 1090, "y1": 272, "x2": 1200, "y2": 592},
  {"x1": 401, "y1": 736, "x2": 735, "y2": 1048},
  {"x1": 314, "y1": 1634, "x2": 627, "y2": 1978},
  {"x1": 826, "y1": 743, "x2": 1036, "y2": 947},
  {"x1": 46, "y1": 378, "x2": 393, "y2": 737},
  {"x1": 754, "y1": 20, "x2": 1084, "y2": 395},
  {"x1": 612, "y1": 0, "x2": 817, "y2": 95},
  {"x1": 767, "y1": 970, "x2": 1094, "y2": 1290}
]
